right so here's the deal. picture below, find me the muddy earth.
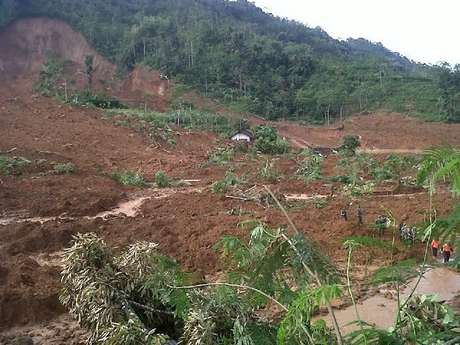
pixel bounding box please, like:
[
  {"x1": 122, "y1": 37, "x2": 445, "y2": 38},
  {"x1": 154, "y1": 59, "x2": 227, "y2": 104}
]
[{"x1": 1, "y1": 17, "x2": 460, "y2": 345}]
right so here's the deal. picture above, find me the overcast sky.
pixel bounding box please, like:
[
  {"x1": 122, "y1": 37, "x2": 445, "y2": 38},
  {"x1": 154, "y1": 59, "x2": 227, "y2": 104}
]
[{"x1": 252, "y1": 0, "x2": 459, "y2": 65}]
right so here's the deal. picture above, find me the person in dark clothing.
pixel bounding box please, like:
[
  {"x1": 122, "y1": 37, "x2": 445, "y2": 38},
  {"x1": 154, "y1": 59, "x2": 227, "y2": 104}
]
[
  {"x1": 340, "y1": 209, "x2": 348, "y2": 221},
  {"x1": 357, "y1": 206, "x2": 363, "y2": 225},
  {"x1": 442, "y1": 243, "x2": 453, "y2": 263}
]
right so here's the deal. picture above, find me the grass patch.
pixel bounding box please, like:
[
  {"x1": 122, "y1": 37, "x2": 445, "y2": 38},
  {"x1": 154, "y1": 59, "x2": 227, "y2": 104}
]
[
  {"x1": 110, "y1": 170, "x2": 148, "y2": 187},
  {"x1": 0, "y1": 156, "x2": 31, "y2": 175},
  {"x1": 372, "y1": 259, "x2": 419, "y2": 285},
  {"x1": 53, "y1": 162, "x2": 76, "y2": 174},
  {"x1": 105, "y1": 108, "x2": 240, "y2": 137},
  {"x1": 341, "y1": 236, "x2": 392, "y2": 249}
]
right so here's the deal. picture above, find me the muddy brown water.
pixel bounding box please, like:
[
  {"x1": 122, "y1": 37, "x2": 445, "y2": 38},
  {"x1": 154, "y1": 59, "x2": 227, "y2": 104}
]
[{"x1": 322, "y1": 267, "x2": 460, "y2": 334}]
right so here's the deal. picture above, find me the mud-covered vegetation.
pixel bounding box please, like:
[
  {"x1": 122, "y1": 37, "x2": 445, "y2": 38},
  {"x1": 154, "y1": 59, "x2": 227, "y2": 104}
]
[
  {"x1": 0, "y1": 155, "x2": 31, "y2": 175},
  {"x1": 3, "y1": 0, "x2": 459, "y2": 122}
]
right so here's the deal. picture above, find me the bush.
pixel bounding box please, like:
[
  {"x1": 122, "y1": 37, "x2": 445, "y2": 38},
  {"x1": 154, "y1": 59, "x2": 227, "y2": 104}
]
[
  {"x1": 211, "y1": 180, "x2": 230, "y2": 194},
  {"x1": 105, "y1": 109, "x2": 241, "y2": 136},
  {"x1": 155, "y1": 171, "x2": 171, "y2": 188},
  {"x1": 208, "y1": 147, "x2": 234, "y2": 165},
  {"x1": 259, "y1": 160, "x2": 281, "y2": 183},
  {"x1": 34, "y1": 55, "x2": 65, "y2": 97},
  {"x1": 211, "y1": 171, "x2": 242, "y2": 194},
  {"x1": 339, "y1": 135, "x2": 360, "y2": 155},
  {"x1": 111, "y1": 170, "x2": 148, "y2": 187},
  {"x1": 253, "y1": 125, "x2": 289, "y2": 154},
  {"x1": 296, "y1": 149, "x2": 323, "y2": 182},
  {"x1": 70, "y1": 90, "x2": 125, "y2": 109}
]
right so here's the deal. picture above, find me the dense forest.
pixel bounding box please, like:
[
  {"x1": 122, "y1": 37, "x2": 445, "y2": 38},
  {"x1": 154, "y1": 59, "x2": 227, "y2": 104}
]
[{"x1": 1, "y1": 0, "x2": 459, "y2": 122}]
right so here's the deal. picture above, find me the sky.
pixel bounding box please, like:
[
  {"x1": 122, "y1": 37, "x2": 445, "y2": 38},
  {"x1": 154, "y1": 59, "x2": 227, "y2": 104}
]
[{"x1": 252, "y1": 0, "x2": 459, "y2": 65}]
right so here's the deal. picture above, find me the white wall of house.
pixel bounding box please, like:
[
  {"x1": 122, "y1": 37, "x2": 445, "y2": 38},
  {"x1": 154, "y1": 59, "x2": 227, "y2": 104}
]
[{"x1": 231, "y1": 133, "x2": 252, "y2": 142}]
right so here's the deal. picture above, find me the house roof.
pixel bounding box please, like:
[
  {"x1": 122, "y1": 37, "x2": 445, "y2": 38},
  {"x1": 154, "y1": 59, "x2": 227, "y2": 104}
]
[{"x1": 232, "y1": 129, "x2": 254, "y2": 139}]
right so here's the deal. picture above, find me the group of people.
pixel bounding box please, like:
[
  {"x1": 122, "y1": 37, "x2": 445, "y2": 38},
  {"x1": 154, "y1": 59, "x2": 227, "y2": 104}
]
[
  {"x1": 340, "y1": 205, "x2": 364, "y2": 225},
  {"x1": 339, "y1": 207, "x2": 455, "y2": 264},
  {"x1": 431, "y1": 239, "x2": 454, "y2": 263}
]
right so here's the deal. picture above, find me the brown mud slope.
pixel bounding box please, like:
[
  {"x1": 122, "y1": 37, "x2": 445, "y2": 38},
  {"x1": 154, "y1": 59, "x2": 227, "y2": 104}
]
[
  {"x1": 273, "y1": 113, "x2": 460, "y2": 150},
  {"x1": 0, "y1": 83, "x2": 219, "y2": 330},
  {"x1": 0, "y1": 17, "x2": 170, "y2": 111}
]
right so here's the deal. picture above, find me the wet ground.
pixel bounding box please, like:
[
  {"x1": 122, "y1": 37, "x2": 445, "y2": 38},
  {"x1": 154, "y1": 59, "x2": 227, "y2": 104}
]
[{"x1": 322, "y1": 267, "x2": 460, "y2": 333}]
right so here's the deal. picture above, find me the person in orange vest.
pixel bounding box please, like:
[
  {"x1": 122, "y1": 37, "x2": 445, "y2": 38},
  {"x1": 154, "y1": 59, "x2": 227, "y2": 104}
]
[
  {"x1": 431, "y1": 239, "x2": 440, "y2": 257},
  {"x1": 442, "y1": 243, "x2": 453, "y2": 263}
]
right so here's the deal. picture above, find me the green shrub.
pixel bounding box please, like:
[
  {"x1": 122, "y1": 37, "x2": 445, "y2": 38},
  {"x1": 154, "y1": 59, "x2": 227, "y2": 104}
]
[
  {"x1": 372, "y1": 259, "x2": 418, "y2": 285},
  {"x1": 53, "y1": 162, "x2": 76, "y2": 174},
  {"x1": 70, "y1": 90, "x2": 125, "y2": 109},
  {"x1": 296, "y1": 149, "x2": 323, "y2": 182},
  {"x1": 259, "y1": 160, "x2": 281, "y2": 183},
  {"x1": 211, "y1": 171, "x2": 242, "y2": 194},
  {"x1": 212, "y1": 180, "x2": 230, "y2": 194},
  {"x1": 34, "y1": 55, "x2": 65, "y2": 97},
  {"x1": 155, "y1": 171, "x2": 171, "y2": 188},
  {"x1": 0, "y1": 156, "x2": 31, "y2": 175},
  {"x1": 111, "y1": 170, "x2": 148, "y2": 187},
  {"x1": 208, "y1": 147, "x2": 234, "y2": 165},
  {"x1": 253, "y1": 125, "x2": 289, "y2": 154},
  {"x1": 339, "y1": 135, "x2": 360, "y2": 156},
  {"x1": 105, "y1": 109, "x2": 240, "y2": 136}
]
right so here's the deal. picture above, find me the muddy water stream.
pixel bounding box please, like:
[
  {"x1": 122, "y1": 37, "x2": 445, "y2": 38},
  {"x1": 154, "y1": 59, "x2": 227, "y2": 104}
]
[{"x1": 323, "y1": 267, "x2": 460, "y2": 333}]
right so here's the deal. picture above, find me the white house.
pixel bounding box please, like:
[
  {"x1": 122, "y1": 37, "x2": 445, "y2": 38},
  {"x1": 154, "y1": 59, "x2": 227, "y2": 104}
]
[{"x1": 231, "y1": 129, "x2": 254, "y2": 143}]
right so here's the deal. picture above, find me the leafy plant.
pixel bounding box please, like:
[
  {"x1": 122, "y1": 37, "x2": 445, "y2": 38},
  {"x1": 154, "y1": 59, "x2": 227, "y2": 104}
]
[
  {"x1": 212, "y1": 171, "x2": 242, "y2": 194},
  {"x1": 105, "y1": 109, "x2": 240, "y2": 136},
  {"x1": 259, "y1": 160, "x2": 281, "y2": 183},
  {"x1": 70, "y1": 90, "x2": 125, "y2": 109},
  {"x1": 339, "y1": 136, "x2": 360, "y2": 156},
  {"x1": 208, "y1": 147, "x2": 234, "y2": 165},
  {"x1": 34, "y1": 55, "x2": 65, "y2": 96},
  {"x1": 296, "y1": 149, "x2": 323, "y2": 182},
  {"x1": 372, "y1": 259, "x2": 418, "y2": 285},
  {"x1": 253, "y1": 126, "x2": 289, "y2": 155},
  {"x1": 111, "y1": 170, "x2": 148, "y2": 187},
  {"x1": 155, "y1": 171, "x2": 171, "y2": 188}
]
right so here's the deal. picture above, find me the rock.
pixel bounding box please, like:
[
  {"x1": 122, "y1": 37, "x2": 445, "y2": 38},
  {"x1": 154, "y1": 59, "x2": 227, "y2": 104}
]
[{"x1": 11, "y1": 336, "x2": 34, "y2": 345}]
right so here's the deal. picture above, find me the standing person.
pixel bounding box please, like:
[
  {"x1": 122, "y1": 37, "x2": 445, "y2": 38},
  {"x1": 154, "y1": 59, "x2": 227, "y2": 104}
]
[
  {"x1": 340, "y1": 209, "x2": 348, "y2": 221},
  {"x1": 442, "y1": 243, "x2": 453, "y2": 263},
  {"x1": 431, "y1": 239, "x2": 440, "y2": 258},
  {"x1": 357, "y1": 205, "x2": 364, "y2": 226}
]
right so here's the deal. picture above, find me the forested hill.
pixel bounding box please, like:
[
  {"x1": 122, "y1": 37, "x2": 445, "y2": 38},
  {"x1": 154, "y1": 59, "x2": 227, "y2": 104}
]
[{"x1": 1, "y1": 0, "x2": 459, "y2": 122}]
